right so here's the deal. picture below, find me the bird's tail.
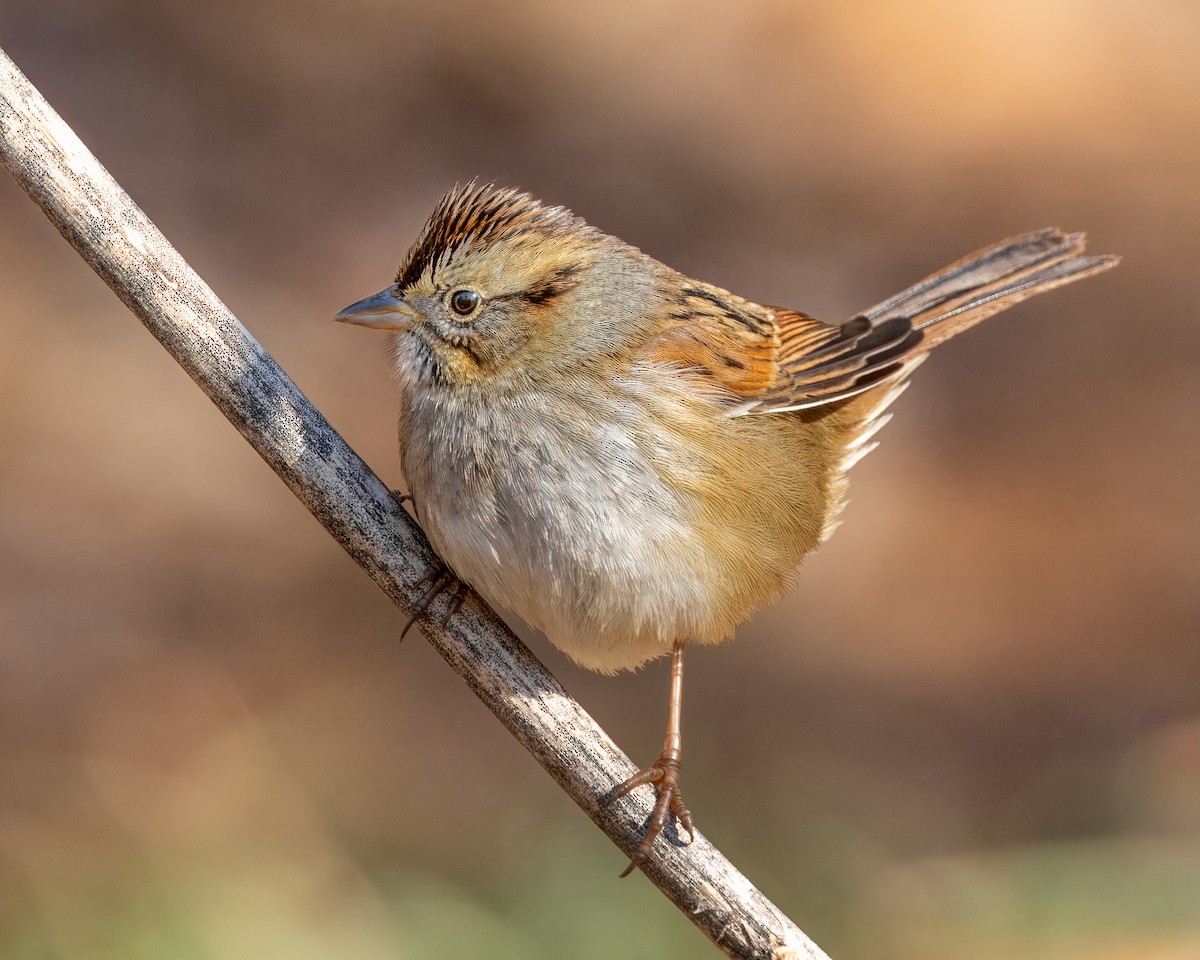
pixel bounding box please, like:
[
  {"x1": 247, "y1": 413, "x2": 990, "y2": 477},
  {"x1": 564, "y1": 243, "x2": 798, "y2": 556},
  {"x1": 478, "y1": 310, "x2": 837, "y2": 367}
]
[
  {"x1": 861, "y1": 228, "x2": 1119, "y2": 352},
  {"x1": 816, "y1": 229, "x2": 1117, "y2": 544}
]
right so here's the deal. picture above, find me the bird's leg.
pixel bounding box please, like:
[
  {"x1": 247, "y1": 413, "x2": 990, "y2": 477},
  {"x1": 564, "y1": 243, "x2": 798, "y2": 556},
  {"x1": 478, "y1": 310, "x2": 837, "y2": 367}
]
[
  {"x1": 390, "y1": 488, "x2": 417, "y2": 517},
  {"x1": 390, "y1": 489, "x2": 471, "y2": 638},
  {"x1": 607, "y1": 638, "x2": 695, "y2": 876}
]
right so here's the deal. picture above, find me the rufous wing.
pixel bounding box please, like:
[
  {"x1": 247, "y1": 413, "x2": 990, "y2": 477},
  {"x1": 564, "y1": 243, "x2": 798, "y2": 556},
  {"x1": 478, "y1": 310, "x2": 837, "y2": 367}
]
[{"x1": 641, "y1": 281, "x2": 922, "y2": 414}]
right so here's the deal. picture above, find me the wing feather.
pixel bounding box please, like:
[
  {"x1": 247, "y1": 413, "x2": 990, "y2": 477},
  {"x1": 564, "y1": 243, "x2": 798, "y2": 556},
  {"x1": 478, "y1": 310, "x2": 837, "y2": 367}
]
[{"x1": 640, "y1": 228, "x2": 1114, "y2": 415}]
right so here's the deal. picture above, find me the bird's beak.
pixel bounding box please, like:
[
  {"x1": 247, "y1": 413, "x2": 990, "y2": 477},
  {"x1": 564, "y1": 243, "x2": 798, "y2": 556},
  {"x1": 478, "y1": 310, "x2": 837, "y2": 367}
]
[{"x1": 333, "y1": 284, "x2": 417, "y2": 330}]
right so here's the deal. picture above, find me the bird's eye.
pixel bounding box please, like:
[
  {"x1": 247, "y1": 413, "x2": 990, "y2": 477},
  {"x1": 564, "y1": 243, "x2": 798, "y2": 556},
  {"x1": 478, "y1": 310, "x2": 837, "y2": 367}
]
[{"x1": 449, "y1": 289, "x2": 482, "y2": 317}]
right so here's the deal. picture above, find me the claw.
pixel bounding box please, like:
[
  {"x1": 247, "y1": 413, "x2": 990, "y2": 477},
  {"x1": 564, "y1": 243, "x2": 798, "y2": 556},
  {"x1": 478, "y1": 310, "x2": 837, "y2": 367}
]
[
  {"x1": 400, "y1": 564, "x2": 465, "y2": 640},
  {"x1": 607, "y1": 752, "x2": 693, "y2": 877}
]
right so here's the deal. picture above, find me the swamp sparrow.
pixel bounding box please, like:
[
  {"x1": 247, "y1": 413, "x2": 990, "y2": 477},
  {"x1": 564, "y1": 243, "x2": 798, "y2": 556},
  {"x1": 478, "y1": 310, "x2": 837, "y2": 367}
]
[{"x1": 335, "y1": 182, "x2": 1116, "y2": 873}]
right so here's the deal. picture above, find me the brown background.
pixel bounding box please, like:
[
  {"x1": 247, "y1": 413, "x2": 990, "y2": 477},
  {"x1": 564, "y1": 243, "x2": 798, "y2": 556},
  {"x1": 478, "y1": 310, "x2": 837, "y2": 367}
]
[{"x1": 1, "y1": 2, "x2": 1197, "y2": 958}]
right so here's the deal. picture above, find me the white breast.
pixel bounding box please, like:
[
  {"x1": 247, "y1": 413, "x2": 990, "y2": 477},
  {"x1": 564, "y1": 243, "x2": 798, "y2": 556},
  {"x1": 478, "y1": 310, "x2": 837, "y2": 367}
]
[{"x1": 398, "y1": 369, "x2": 724, "y2": 674}]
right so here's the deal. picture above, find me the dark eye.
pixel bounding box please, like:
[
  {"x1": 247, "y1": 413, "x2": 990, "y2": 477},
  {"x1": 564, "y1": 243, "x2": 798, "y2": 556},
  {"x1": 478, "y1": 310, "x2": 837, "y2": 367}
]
[{"x1": 449, "y1": 289, "x2": 482, "y2": 316}]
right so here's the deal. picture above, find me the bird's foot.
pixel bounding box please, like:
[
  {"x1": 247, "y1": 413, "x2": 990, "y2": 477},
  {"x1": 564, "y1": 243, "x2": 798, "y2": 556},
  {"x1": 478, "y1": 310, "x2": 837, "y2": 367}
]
[
  {"x1": 400, "y1": 563, "x2": 468, "y2": 640},
  {"x1": 607, "y1": 752, "x2": 694, "y2": 877}
]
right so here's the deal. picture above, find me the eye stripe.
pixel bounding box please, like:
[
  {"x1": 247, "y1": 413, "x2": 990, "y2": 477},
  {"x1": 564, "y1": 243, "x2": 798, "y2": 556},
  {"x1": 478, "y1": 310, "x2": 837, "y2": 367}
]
[{"x1": 513, "y1": 263, "x2": 583, "y2": 307}]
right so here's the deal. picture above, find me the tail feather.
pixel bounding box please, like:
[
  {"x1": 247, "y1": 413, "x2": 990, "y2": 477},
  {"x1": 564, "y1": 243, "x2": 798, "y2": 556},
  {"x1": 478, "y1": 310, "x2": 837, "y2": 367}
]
[
  {"x1": 862, "y1": 228, "x2": 1119, "y2": 351},
  {"x1": 816, "y1": 229, "x2": 1117, "y2": 542}
]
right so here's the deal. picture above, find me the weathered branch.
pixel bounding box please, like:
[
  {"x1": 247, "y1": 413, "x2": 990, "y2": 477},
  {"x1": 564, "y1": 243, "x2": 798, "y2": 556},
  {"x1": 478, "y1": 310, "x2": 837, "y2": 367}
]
[{"x1": 0, "y1": 47, "x2": 830, "y2": 960}]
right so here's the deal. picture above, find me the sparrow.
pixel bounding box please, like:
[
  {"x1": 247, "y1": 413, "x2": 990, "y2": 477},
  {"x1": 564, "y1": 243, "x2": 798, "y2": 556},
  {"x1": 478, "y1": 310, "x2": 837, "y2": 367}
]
[{"x1": 334, "y1": 182, "x2": 1117, "y2": 873}]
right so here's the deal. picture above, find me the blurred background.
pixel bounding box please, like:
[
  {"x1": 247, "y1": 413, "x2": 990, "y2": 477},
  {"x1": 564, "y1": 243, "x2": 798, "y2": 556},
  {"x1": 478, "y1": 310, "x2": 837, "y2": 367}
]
[{"x1": 1, "y1": 1, "x2": 1197, "y2": 957}]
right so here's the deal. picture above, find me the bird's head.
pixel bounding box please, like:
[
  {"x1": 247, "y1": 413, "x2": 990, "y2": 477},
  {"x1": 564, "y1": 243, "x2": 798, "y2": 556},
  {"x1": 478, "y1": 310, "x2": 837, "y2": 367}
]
[{"x1": 334, "y1": 182, "x2": 659, "y2": 386}]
